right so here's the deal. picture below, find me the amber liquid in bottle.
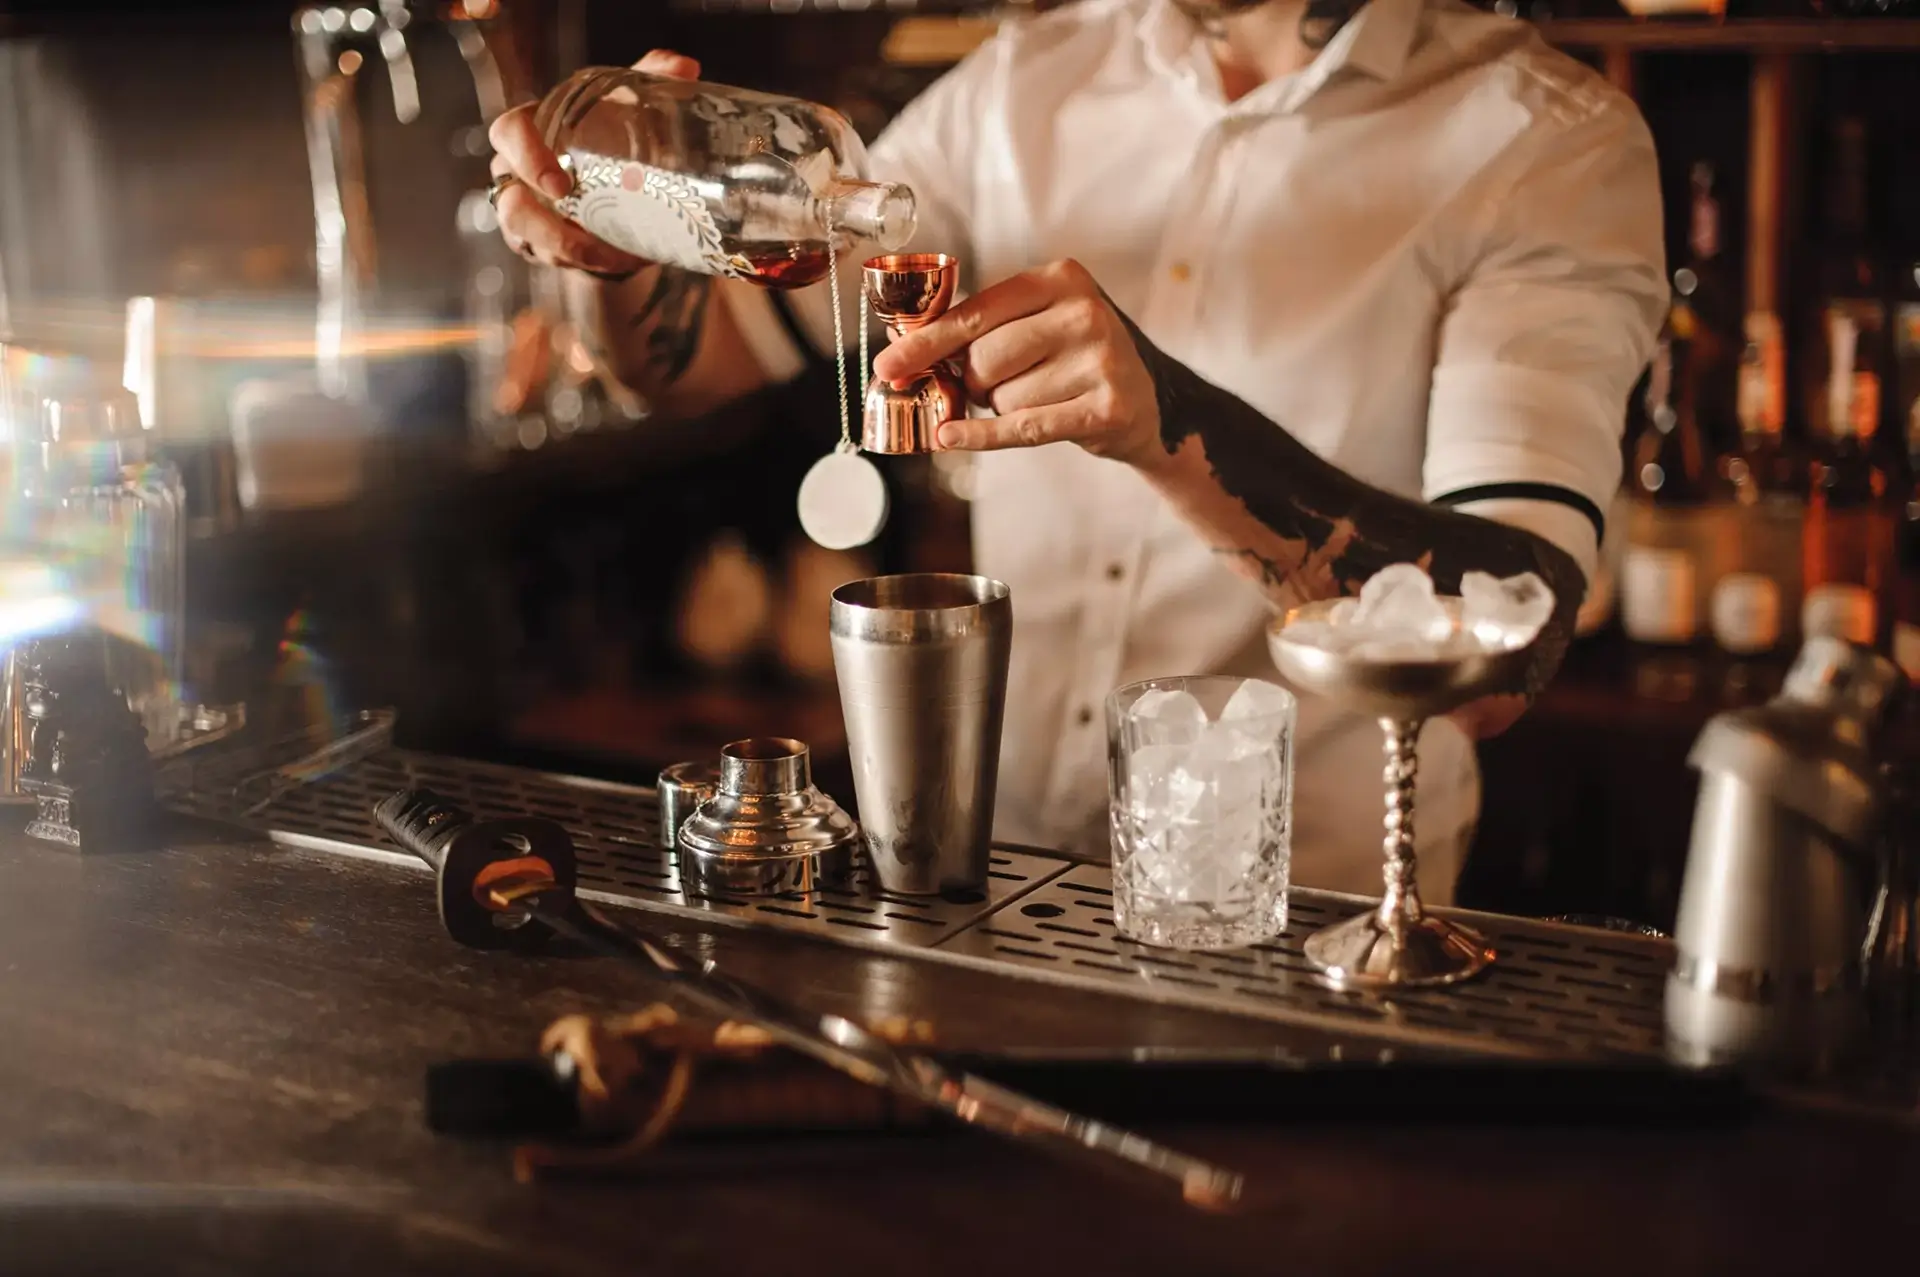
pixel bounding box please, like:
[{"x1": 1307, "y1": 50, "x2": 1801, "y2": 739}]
[
  {"x1": 1801, "y1": 118, "x2": 1895, "y2": 648},
  {"x1": 731, "y1": 241, "x2": 834, "y2": 290}
]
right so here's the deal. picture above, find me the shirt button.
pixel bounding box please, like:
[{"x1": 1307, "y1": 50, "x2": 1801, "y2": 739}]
[{"x1": 1168, "y1": 262, "x2": 1193, "y2": 283}]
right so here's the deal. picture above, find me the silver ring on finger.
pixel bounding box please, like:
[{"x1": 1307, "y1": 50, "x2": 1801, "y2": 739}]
[{"x1": 487, "y1": 171, "x2": 519, "y2": 211}]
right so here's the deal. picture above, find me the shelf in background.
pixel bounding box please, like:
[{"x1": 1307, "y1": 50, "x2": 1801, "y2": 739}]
[{"x1": 1537, "y1": 17, "x2": 1920, "y2": 52}]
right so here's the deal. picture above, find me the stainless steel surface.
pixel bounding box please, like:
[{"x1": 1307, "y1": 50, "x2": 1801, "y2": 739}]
[
  {"x1": 675, "y1": 738, "x2": 861, "y2": 896},
  {"x1": 171, "y1": 748, "x2": 1684, "y2": 1064},
  {"x1": 656, "y1": 760, "x2": 719, "y2": 858},
  {"x1": 860, "y1": 254, "x2": 963, "y2": 455},
  {"x1": 1669, "y1": 638, "x2": 1906, "y2": 1073},
  {"x1": 1270, "y1": 599, "x2": 1528, "y2": 989},
  {"x1": 1865, "y1": 762, "x2": 1918, "y2": 1041},
  {"x1": 830, "y1": 574, "x2": 1011, "y2": 896}
]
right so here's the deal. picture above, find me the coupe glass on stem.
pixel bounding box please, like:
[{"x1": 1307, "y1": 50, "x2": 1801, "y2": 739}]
[{"x1": 1270, "y1": 598, "x2": 1537, "y2": 989}]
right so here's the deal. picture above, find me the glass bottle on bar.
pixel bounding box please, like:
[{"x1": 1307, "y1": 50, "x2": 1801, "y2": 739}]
[
  {"x1": 1623, "y1": 335, "x2": 1709, "y2": 650},
  {"x1": 11, "y1": 386, "x2": 186, "y2": 751},
  {"x1": 531, "y1": 67, "x2": 917, "y2": 288},
  {"x1": 1801, "y1": 116, "x2": 1894, "y2": 649}
]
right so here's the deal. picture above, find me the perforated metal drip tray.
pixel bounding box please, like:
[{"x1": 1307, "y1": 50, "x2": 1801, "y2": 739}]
[{"x1": 170, "y1": 749, "x2": 1674, "y2": 1064}]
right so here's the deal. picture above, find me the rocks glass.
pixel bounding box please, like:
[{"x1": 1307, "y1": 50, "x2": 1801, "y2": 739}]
[{"x1": 1106, "y1": 675, "x2": 1295, "y2": 950}]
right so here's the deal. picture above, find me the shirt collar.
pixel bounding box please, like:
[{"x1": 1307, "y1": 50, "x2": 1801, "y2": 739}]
[{"x1": 1137, "y1": 0, "x2": 1428, "y2": 111}]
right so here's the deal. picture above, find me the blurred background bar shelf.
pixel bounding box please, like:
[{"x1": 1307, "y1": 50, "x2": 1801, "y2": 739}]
[{"x1": 0, "y1": 0, "x2": 1915, "y2": 939}]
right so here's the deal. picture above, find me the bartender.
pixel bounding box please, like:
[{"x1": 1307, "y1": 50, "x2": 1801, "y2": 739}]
[{"x1": 486, "y1": 0, "x2": 1666, "y2": 901}]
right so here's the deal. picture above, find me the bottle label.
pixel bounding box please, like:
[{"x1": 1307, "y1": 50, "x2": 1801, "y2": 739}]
[
  {"x1": 1690, "y1": 180, "x2": 1719, "y2": 262},
  {"x1": 1850, "y1": 372, "x2": 1881, "y2": 438},
  {"x1": 561, "y1": 157, "x2": 739, "y2": 279},
  {"x1": 1710, "y1": 573, "x2": 1781, "y2": 654},
  {"x1": 1895, "y1": 621, "x2": 1920, "y2": 681},
  {"x1": 1802, "y1": 583, "x2": 1877, "y2": 646},
  {"x1": 1738, "y1": 312, "x2": 1785, "y2": 436},
  {"x1": 1621, "y1": 546, "x2": 1698, "y2": 644},
  {"x1": 1897, "y1": 303, "x2": 1920, "y2": 455}
]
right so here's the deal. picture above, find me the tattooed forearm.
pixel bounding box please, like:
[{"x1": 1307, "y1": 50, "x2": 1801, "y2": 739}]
[
  {"x1": 1118, "y1": 313, "x2": 1587, "y2": 702},
  {"x1": 627, "y1": 267, "x2": 713, "y2": 387}
]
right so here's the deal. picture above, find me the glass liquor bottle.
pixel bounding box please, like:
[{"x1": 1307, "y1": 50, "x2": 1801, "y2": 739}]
[
  {"x1": 1623, "y1": 335, "x2": 1712, "y2": 648},
  {"x1": 1895, "y1": 464, "x2": 1920, "y2": 682},
  {"x1": 532, "y1": 67, "x2": 917, "y2": 288},
  {"x1": 1673, "y1": 163, "x2": 1742, "y2": 484},
  {"x1": 1801, "y1": 117, "x2": 1895, "y2": 647},
  {"x1": 11, "y1": 387, "x2": 186, "y2": 751},
  {"x1": 1896, "y1": 255, "x2": 1920, "y2": 492}
]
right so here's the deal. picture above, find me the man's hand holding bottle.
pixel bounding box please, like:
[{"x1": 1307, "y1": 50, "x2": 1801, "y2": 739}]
[{"x1": 485, "y1": 50, "x2": 701, "y2": 281}]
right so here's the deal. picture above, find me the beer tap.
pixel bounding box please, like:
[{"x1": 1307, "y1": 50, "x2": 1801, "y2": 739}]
[
  {"x1": 449, "y1": 13, "x2": 511, "y2": 125},
  {"x1": 292, "y1": 3, "x2": 423, "y2": 403},
  {"x1": 376, "y1": 1, "x2": 423, "y2": 125}
]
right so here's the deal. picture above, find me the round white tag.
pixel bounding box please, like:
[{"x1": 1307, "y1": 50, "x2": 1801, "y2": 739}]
[{"x1": 797, "y1": 449, "x2": 889, "y2": 551}]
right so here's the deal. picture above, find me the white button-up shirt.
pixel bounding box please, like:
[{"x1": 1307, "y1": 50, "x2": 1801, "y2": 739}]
[{"x1": 727, "y1": 0, "x2": 1666, "y2": 900}]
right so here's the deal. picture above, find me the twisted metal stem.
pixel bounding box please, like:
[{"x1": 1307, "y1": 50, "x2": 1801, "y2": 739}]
[{"x1": 1376, "y1": 718, "x2": 1425, "y2": 933}]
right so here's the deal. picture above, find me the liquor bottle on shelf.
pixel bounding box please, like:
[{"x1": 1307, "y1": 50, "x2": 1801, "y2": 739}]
[
  {"x1": 1801, "y1": 118, "x2": 1887, "y2": 448},
  {"x1": 1623, "y1": 336, "x2": 1712, "y2": 647},
  {"x1": 1801, "y1": 117, "x2": 1897, "y2": 648},
  {"x1": 531, "y1": 67, "x2": 917, "y2": 287},
  {"x1": 1896, "y1": 256, "x2": 1920, "y2": 484},
  {"x1": 1735, "y1": 311, "x2": 1802, "y2": 500},
  {"x1": 1896, "y1": 470, "x2": 1920, "y2": 682},
  {"x1": 1674, "y1": 163, "x2": 1743, "y2": 488}
]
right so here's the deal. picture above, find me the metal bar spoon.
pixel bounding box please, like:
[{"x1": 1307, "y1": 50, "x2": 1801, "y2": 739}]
[{"x1": 374, "y1": 788, "x2": 1245, "y2": 1212}]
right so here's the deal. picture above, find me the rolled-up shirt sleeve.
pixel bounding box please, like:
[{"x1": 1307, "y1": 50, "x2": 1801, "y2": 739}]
[
  {"x1": 722, "y1": 37, "x2": 993, "y2": 381},
  {"x1": 1422, "y1": 101, "x2": 1669, "y2": 586}
]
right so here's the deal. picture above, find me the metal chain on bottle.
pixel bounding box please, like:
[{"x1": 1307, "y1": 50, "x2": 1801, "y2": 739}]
[{"x1": 827, "y1": 238, "x2": 857, "y2": 455}]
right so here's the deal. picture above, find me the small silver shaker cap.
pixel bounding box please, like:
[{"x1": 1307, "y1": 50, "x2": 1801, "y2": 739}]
[{"x1": 657, "y1": 760, "x2": 720, "y2": 854}]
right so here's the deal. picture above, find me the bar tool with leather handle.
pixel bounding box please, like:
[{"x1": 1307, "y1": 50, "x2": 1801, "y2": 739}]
[
  {"x1": 373, "y1": 788, "x2": 577, "y2": 951},
  {"x1": 1667, "y1": 637, "x2": 1907, "y2": 1075},
  {"x1": 427, "y1": 1004, "x2": 941, "y2": 1181},
  {"x1": 373, "y1": 786, "x2": 1244, "y2": 1210}
]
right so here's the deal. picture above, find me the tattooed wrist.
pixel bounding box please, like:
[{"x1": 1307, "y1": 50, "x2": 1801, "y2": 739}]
[
  {"x1": 1117, "y1": 310, "x2": 1587, "y2": 701},
  {"x1": 627, "y1": 267, "x2": 713, "y2": 386}
]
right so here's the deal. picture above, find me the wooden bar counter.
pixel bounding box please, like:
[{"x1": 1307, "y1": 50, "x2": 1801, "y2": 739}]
[{"x1": 0, "y1": 817, "x2": 1911, "y2": 1276}]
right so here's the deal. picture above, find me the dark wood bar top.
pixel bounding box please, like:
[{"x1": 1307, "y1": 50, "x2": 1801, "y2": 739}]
[{"x1": 0, "y1": 817, "x2": 1912, "y2": 1276}]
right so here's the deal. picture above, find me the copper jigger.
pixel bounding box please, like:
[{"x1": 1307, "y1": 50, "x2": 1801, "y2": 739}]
[{"x1": 862, "y1": 253, "x2": 965, "y2": 455}]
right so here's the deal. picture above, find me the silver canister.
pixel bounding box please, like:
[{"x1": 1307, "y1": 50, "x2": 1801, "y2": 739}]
[
  {"x1": 656, "y1": 760, "x2": 720, "y2": 855},
  {"x1": 676, "y1": 738, "x2": 860, "y2": 896},
  {"x1": 830, "y1": 574, "x2": 1011, "y2": 896},
  {"x1": 1666, "y1": 636, "x2": 1906, "y2": 1075}
]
